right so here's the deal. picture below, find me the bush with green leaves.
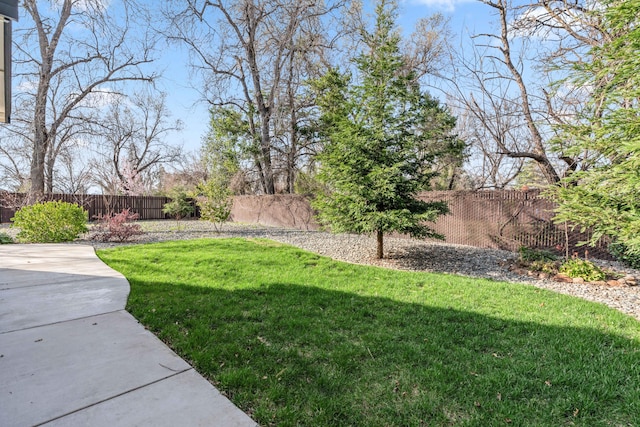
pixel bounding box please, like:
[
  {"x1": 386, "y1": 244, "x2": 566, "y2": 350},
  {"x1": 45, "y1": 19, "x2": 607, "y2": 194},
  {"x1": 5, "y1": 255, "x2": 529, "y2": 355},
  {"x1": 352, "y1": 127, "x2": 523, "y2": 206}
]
[
  {"x1": 529, "y1": 260, "x2": 559, "y2": 275},
  {"x1": 195, "y1": 180, "x2": 232, "y2": 232},
  {"x1": 518, "y1": 246, "x2": 558, "y2": 263},
  {"x1": 609, "y1": 241, "x2": 640, "y2": 270},
  {"x1": 163, "y1": 187, "x2": 195, "y2": 226},
  {"x1": 560, "y1": 258, "x2": 607, "y2": 282},
  {"x1": 11, "y1": 201, "x2": 88, "y2": 243},
  {"x1": 0, "y1": 232, "x2": 13, "y2": 244},
  {"x1": 516, "y1": 246, "x2": 560, "y2": 275}
]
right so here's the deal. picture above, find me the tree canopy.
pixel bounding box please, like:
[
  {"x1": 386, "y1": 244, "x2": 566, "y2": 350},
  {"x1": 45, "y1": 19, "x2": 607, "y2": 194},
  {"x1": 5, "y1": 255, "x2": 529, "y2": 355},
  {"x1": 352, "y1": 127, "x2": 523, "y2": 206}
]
[
  {"x1": 312, "y1": 0, "x2": 464, "y2": 259},
  {"x1": 551, "y1": 0, "x2": 640, "y2": 254}
]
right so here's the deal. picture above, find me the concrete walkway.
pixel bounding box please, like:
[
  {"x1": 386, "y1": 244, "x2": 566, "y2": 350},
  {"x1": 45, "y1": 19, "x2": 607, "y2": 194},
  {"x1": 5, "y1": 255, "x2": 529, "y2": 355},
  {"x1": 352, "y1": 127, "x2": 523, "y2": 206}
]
[{"x1": 0, "y1": 244, "x2": 258, "y2": 427}]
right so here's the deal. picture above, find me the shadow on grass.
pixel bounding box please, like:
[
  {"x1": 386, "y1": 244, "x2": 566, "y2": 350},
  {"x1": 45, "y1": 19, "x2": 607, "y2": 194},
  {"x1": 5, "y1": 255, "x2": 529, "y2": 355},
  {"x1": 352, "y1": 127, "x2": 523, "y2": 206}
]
[{"x1": 126, "y1": 279, "x2": 640, "y2": 427}]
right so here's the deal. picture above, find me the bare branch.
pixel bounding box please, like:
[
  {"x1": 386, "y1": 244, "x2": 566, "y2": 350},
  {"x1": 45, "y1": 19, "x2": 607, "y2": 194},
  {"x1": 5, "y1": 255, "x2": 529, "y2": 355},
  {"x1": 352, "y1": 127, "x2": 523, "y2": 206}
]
[{"x1": 9, "y1": 0, "x2": 160, "y2": 197}]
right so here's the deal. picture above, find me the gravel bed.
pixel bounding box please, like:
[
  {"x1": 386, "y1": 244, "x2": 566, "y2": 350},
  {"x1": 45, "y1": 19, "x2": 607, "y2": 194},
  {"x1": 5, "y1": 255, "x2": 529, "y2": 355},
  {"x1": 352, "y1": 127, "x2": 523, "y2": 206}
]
[{"x1": 4, "y1": 220, "x2": 640, "y2": 320}]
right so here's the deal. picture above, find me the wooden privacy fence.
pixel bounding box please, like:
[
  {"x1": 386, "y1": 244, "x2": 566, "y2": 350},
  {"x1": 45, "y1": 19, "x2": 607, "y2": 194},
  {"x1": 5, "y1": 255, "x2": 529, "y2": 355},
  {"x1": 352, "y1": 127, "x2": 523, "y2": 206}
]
[
  {"x1": 0, "y1": 193, "x2": 180, "y2": 222},
  {"x1": 1, "y1": 190, "x2": 612, "y2": 258}
]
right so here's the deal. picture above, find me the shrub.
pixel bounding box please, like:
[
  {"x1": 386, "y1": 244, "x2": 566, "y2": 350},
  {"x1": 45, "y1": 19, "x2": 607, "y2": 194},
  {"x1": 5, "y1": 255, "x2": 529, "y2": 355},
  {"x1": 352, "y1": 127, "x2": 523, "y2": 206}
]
[
  {"x1": 609, "y1": 241, "x2": 640, "y2": 269},
  {"x1": 91, "y1": 209, "x2": 144, "y2": 242},
  {"x1": 162, "y1": 187, "x2": 195, "y2": 224},
  {"x1": 0, "y1": 232, "x2": 13, "y2": 244},
  {"x1": 196, "y1": 180, "x2": 232, "y2": 232},
  {"x1": 529, "y1": 260, "x2": 559, "y2": 275},
  {"x1": 517, "y1": 247, "x2": 560, "y2": 274},
  {"x1": 11, "y1": 201, "x2": 88, "y2": 243},
  {"x1": 560, "y1": 258, "x2": 607, "y2": 282},
  {"x1": 518, "y1": 246, "x2": 558, "y2": 263}
]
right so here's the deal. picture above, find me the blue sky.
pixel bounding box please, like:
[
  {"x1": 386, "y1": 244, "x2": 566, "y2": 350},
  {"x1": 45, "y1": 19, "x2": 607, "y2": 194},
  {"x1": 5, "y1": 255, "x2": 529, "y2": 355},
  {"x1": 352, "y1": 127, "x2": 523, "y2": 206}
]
[{"x1": 159, "y1": 0, "x2": 494, "y2": 155}]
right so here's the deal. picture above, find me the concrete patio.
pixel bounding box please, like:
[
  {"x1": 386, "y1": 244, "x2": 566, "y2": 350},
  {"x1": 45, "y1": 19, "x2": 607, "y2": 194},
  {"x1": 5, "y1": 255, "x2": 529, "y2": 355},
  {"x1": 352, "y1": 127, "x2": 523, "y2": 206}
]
[{"x1": 0, "y1": 244, "x2": 257, "y2": 426}]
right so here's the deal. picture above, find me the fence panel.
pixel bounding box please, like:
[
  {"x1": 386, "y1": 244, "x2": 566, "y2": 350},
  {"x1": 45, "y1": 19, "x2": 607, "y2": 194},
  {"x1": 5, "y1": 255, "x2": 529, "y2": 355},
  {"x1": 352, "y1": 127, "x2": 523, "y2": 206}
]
[{"x1": 0, "y1": 192, "x2": 175, "y2": 222}]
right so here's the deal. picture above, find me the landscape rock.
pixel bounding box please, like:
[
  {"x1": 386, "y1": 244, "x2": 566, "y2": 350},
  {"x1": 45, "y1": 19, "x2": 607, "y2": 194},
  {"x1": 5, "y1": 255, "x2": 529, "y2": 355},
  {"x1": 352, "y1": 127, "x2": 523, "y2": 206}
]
[{"x1": 553, "y1": 274, "x2": 573, "y2": 283}]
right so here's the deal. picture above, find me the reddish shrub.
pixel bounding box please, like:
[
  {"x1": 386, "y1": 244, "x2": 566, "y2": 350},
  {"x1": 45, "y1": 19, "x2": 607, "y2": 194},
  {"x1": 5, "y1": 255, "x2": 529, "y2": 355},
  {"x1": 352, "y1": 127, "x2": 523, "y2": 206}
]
[{"x1": 91, "y1": 209, "x2": 144, "y2": 242}]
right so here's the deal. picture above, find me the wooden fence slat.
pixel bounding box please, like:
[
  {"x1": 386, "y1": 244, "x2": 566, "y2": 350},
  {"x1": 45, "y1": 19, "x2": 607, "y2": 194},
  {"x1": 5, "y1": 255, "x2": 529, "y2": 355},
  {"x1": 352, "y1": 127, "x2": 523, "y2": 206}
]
[{"x1": 0, "y1": 193, "x2": 181, "y2": 222}]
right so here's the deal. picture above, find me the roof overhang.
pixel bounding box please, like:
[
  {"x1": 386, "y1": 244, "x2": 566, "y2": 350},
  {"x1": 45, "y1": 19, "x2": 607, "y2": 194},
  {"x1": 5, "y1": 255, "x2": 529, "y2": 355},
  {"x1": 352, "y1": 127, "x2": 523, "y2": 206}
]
[{"x1": 0, "y1": 0, "x2": 18, "y2": 21}]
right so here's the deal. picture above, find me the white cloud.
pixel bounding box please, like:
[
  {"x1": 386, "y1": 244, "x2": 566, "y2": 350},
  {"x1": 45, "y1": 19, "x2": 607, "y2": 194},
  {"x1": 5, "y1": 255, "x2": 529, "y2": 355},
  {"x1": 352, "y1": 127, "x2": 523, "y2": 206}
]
[
  {"x1": 50, "y1": 0, "x2": 111, "y2": 13},
  {"x1": 78, "y1": 88, "x2": 124, "y2": 109},
  {"x1": 508, "y1": 5, "x2": 592, "y2": 40},
  {"x1": 410, "y1": 0, "x2": 475, "y2": 12},
  {"x1": 17, "y1": 80, "x2": 38, "y2": 92}
]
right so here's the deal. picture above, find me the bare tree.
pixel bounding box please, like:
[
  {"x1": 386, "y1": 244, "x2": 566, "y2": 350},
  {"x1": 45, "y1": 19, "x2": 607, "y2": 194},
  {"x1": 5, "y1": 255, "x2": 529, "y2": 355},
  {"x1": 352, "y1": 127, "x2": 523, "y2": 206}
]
[
  {"x1": 404, "y1": 13, "x2": 453, "y2": 82},
  {"x1": 164, "y1": 0, "x2": 347, "y2": 194},
  {"x1": 445, "y1": 0, "x2": 608, "y2": 188},
  {"x1": 10, "y1": 0, "x2": 158, "y2": 200},
  {"x1": 89, "y1": 91, "x2": 183, "y2": 195},
  {"x1": 270, "y1": 3, "x2": 455, "y2": 194},
  {"x1": 2, "y1": 50, "x2": 96, "y2": 193},
  {"x1": 511, "y1": 0, "x2": 610, "y2": 173},
  {"x1": 269, "y1": 16, "x2": 339, "y2": 193},
  {"x1": 54, "y1": 148, "x2": 94, "y2": 194},
  {"x1": 0, "y1": 132, "x2": 31, "y2": 191},
  {"x1": 156, "y1": 152, "x2": 209, "y2": 195}
]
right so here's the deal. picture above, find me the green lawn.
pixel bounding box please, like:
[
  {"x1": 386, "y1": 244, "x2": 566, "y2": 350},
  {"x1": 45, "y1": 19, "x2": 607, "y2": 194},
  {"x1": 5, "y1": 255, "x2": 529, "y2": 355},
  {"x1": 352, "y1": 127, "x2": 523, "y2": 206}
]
[{"x1": 98, "y1": 238, "x2": 640, "y2": 426}]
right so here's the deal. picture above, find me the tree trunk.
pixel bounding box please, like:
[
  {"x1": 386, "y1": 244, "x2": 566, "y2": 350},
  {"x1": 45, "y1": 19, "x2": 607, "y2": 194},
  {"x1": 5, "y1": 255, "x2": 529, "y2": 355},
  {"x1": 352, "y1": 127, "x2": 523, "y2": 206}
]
[
  {"x1": 29, "y1": 130, "x2": 47, "y2": 201},
  {"x1": 287, "y1": 57, "x2": 298, "y2": 195},
  {"x1": 30, "y1": 78, "x2": 50, "y2": 200},
  {"x1": 46, "y1": 152, "x2": 56, "y2": 194},
  {"x1": 376, "y1": 229, "x2": 384, "y2": 259},
  {"x1": 260, "y1": 118, "x2": 275, "y2": 194}
]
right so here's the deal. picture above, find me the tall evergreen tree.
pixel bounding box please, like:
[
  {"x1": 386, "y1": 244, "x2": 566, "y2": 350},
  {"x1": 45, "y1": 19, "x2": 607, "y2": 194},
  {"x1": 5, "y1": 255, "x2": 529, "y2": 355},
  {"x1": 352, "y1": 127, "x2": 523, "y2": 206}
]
[
  {"x1": 312, "y1": 0, "x2": 463, "y2": 259},
  {"x1": 551, "y1": 0, "x2": 640, "y2": 255}
]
